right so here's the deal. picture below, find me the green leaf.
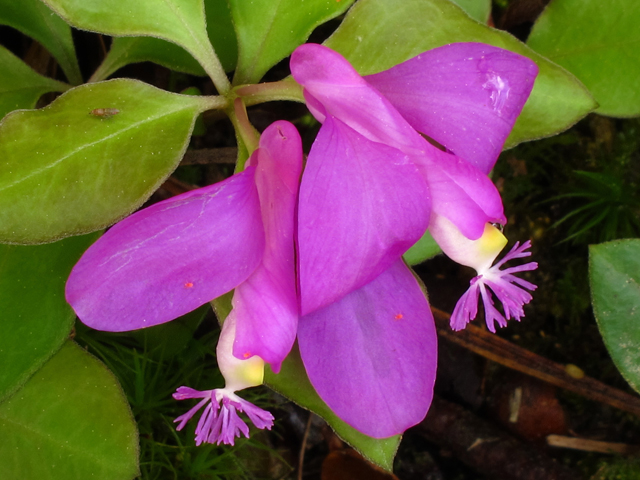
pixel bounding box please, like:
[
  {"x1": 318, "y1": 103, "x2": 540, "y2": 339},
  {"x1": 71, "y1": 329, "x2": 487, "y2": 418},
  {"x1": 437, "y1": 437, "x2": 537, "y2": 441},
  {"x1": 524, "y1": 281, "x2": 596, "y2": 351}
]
[
  {"x1": 0, "y1": 341, "x2": 139, "y2": 480},
  {"x1": 589, "y1": 239, "x2": 640, "y2": 394},
  {"x1": 527, "y1": 0, "x2": 640, "y2": 117},
  {"x1": 0, "y1": 0, "x2": 82, "y2": 85},
  {"x1": 42, "y1": 0, "x2": 225, "y2": 88},
  {"x1": 450, "y1": 0, "x2": 491, "y2": 23},
  {"x1": 265, "y1": 346, "x2": 400, "y2": 471},
  {"x1": 0, "y1": 78, "x2": 213, "y2": 244},
  {"x1": 229, "y1": 0, "x2": 355, "y2": 85},
  {"x1": 325, "y1": 0, "x2": 597, "y2": 149},
  {"x1": 90, "y1": 0, "x2": 237, "y2": 81},
  {"x1": 0, "y1": 232, "x2": 100, "y2": 402},
  {"x1": 0, "y1": 45, "x2": 70, "y2": 120},
  {"x1": 204, "y1": 0, "x2": 238, "y2": 73},
  {"x1": 92, "y1": 37, "x2": 207, "y2": 81},
  {"x1": 403, "y1": 229, "x2": 441, "y2": 266}
]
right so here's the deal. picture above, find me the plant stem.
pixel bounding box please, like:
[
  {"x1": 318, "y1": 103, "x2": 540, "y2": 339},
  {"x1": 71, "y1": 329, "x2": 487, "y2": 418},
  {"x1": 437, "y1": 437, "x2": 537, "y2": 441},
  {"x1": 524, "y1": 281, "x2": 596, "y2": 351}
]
[
  {"x1": 235, "y1": 77, "x2": 305, "y2": 106},
  {"x1": 198, "y1": 46, "x2": 231, "y2": 95},
  {"x1": 197, "y1": 95, "x2": 229, "y2": 112},
  {"x1": 227, "y1": 98, "x2": 260, "y2": 172}
]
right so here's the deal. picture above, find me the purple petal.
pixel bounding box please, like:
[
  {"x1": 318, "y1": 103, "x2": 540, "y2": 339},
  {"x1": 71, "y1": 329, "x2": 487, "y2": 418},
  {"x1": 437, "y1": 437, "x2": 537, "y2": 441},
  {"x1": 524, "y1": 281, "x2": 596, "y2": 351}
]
[
  {"x1": 173, "y1": 387, "x2": 273, "y2": 446},
  {"x1": 291, "y1": 43, "x2": 426, "y2": 153},
  {"x1": 211, "y1": 399, "x2": 250, "y2": 445},
  {"x1": 298, "y1": 260, "x2": 437, "y2": 438},
  {"x1": 234, "y1": 396, "x2": 275, "y2": 430},
  {"x1": 233, "y1": 121, "x2": 302, "y2": 370},
  {"x1": 415, "y1": 147, "x2": 506, "y2": 240},
  {"x1": 450, "y1": 241, "x2": 537, "y2": 332},
  {"x1": 366, "y1": 43, "x2": 538, "y2": 174},
  {"x1": 297, "y1": 116, "x2": 430, "y2": 315},
  {"x1": 291, "y1": 43, "x2": 504, "y2": 241},
  {"x1": 66, "y1": 169, "x2": 264, "y2": 332}
]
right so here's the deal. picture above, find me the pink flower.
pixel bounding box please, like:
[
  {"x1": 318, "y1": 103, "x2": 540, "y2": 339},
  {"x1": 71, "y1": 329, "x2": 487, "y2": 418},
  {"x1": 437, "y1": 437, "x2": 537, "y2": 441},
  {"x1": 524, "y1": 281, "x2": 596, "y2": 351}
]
[
  {"x1": 430, "y1": 217, "x2": 537, "y2": 332},
  {"x1": 66, "y1": 121, "x2": 301, "y2": 445},
  {"x1": 289, "y1": 43, "x2": 538, "y2": 436},
  {"x1": 173, "y1": 314, "x2": 274, "y2": 446},
  {"x1": 66, "y1": 121, "x2": 302, "y2": 370}
]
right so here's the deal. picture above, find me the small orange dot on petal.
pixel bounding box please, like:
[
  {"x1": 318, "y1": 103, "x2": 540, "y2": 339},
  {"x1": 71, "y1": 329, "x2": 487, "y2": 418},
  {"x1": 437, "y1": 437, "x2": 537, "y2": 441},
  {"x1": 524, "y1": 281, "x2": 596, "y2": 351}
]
[
  {"x1": 394, "y1": 313, "x2": 403, "y2": 320},
  {"x1": 243, "y1": 352, "x2": 251, "y2": 358},
  {"x1": 184, "y1": 282, "x2": 194, "y2": 288}
]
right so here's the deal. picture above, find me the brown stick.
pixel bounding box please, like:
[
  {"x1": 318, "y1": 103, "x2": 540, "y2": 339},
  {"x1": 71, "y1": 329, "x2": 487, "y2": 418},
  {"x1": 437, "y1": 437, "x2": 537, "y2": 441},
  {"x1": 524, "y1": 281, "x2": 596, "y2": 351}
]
[
  {"x1": 180, "y1": 147, "x2": 237, "y2": 165},
  {"x1": 547, "y1": 435, "x2": 640, "y2": 455},
  {"x1": 418, "y1": 396, "x2": 583, "y2": 480},
  {"x1": 432, "y1": 307, "x2": 640, "y2": 417}
]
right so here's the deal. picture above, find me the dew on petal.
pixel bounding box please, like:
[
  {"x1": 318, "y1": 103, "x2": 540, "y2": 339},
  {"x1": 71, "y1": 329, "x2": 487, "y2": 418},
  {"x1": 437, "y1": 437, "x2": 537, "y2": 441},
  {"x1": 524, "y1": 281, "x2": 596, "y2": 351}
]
[{"x1": 482, "y1": 73, "x2": 510, "y2": 114}]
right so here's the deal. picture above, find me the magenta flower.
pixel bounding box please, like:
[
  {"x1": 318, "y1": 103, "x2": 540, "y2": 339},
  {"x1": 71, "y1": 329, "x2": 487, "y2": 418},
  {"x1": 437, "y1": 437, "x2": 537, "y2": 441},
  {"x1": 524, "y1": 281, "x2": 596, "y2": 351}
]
[
  {"x1": 66, "y1": 121, "x2": 302, "y2": 444},
  {"x1": 298, "y1": 259, "x2": 437, "y2": 438},
  {"x1": 291, "y1": 43, "x2": 538, "y2": 306},
  {"x1": 452, "y1": 240, "x2": 537, "y2": 332},
  {"x1": 289, "y1": 43, "x2": 539, "y2": 436},
  {"x1": 65, "y1": 42, "x2": 541, "y2": 445},
  {"x1": 173, "y1": 313, "x2": 274, "y2": 446},
  {"x1": 430, "y1": 217, "x2": 538, "y2": 332}
]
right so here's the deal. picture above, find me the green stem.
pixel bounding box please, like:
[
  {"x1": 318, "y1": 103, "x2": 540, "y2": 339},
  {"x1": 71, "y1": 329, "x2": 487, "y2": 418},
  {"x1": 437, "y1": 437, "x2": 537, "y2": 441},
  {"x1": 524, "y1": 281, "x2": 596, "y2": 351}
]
[
  {"x1": 235, "y1": 77, "x2": 305, "y2": 106},
  {"x1": 197, "y1": 46, "x2": 231, "y2": 95},
  {"x1": 196, "y1": 95, "x2": 229, "y2": 112},
  {"x1": 227, "y1": 98, "x2": 260, "y2": 172}
]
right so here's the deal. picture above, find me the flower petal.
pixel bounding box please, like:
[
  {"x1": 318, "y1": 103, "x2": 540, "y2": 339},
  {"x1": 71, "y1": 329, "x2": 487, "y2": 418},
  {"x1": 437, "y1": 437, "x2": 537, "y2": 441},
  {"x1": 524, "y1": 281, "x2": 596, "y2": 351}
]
[
  {"x1": 291, "y1": 43, "x2": 504, "y2": 241},
  {"x1": 233, "y1": 121, "x2": 303, "y2": 370},
  {"x1": 66, "y1": 169, "x2": 264, "y2": 331},
  {"x1": 450, "y1": 240, "x2": 538, "y2": 332},
  {"x1": 217, "y1": 310, "x2": 265, "y2": 391},
  {"x1": 291, "y1": 43, "x2": 425, "y2": 153},
  {"x1": 414, "y1": 146, "x2": 506, "y2": 240},
  {"x1": 172, "y1": 387, "x2": 273, "y2": 446},
  {"x1": 298, "y1": 260, "x2": 437, "y2": 438},
  {"x1": 366, "y1": 43, "x2": 538, "y2": 174},
  {"x1": 298, "y1": 116, "x2": 430, "y2": 315},
  {"x1": 428, "y1": 216, "x2": 507, "y2": 272}
]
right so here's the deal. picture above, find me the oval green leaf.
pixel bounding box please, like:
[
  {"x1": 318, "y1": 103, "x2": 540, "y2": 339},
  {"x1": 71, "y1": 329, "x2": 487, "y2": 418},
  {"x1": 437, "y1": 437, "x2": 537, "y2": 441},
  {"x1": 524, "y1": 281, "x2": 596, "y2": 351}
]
[
  {"x1": 589, "y1": 239, "x2": 640, "y2": 394},
  {"x1": 0, "y1": 232, "x2": 100, "y2": 402},
  {"x1": 0, "y1": 45, "x2": 70, "y2": 120},
  {"x1": 0, "y1": 340, "x2": 139, "y2": 480},
  {"x1": 403, "y1": 229, "x2": 441, "y2": 266},
  {"x1": 229, "y1": 0, "x2": 355, "y2": 85},
  {"x1": 92, "y1": 37, "x2": 207, "y2": 81},
  {"x1": 527, "y1": 0, "x2": 640, "y2": 117},
  {"x1": 42, "y1": 0, "x2": 224, "y2": 88},
  {"x1": 0, "y1": 0, "x2": 82, "y2": 85},
  {"x1": 451, "y1": 0, "x2": 491, "y2": 23},
  {"x1": 0, "y1": 78, "x2": 210, "y2": 244},
  {"x1": 265, "y1": 345, "x2": 400, "y2": 471},
  {"x1": 204, "y1": 0, "x2": 238, "y2": 74},
  {"x1": 325, "y1": 0, "x2": 597, "y2": 149},
  {"x1": 91, "y1": 0, "x2": 237, "y2": 81}
]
